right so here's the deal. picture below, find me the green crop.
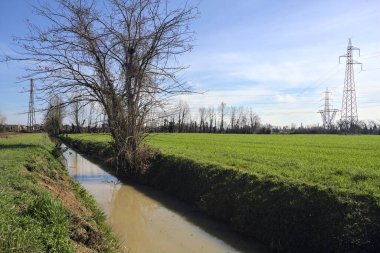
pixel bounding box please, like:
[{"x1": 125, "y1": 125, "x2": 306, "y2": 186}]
[{"x1": 149, "y1": 133, "x2": 380, "y2": 198}]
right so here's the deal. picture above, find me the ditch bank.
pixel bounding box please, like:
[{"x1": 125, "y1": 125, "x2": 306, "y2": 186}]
[
  {"x1": 60, "y1": 134, "x2": 380, "y2": 253},
  {"x1": 0, "y1": 133, "x2": 120, "y2": 253}
]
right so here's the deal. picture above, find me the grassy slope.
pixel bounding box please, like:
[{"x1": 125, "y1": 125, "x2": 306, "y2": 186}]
[
  {"x1": 68, "y1": 133, "x2": 380, "y2": 199},
  {"x1": 0, "y1": 133, "x2": 120, "y2": 253}
]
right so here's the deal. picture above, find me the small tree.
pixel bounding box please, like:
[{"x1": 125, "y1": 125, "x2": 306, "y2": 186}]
[
  {"x1": 45, "y1": 96, "x2": 64, "y2": 136},
  {"x1": 177, "y1": 100, "x2": 189, "y2": 133}
]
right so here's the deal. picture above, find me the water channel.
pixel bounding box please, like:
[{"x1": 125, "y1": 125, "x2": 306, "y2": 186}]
[{"x1": 61, "y1": 144, "x2": 268, "y2": 253}]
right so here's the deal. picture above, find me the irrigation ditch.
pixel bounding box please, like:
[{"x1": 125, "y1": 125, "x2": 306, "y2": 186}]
[
  {"x1": 60, "y1": 142, "x2": 267, "y2": 253},
  {"x1": 59, "y1": 134, "x2": 380, "y2": 253}
]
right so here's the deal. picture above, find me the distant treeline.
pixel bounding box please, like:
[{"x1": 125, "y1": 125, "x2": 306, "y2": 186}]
[
  {"x1": 143, "y1": 101, "x2": 380, "y2": 135},
  {"x1": 270, "y1": 120, "x2": 380, "y2": 135},
  {"x1": 40, "y1": 99, "x2": 380, "y2": 135},
  {"x1": 145, "y1": 102, "x2": 268, "y2": 134},
  {"x1": 56, "y1": 121, "x2": 380, "y2": 135},
  {"x1": 145, "y1": 119, "x2": 380, "y2": 135}
]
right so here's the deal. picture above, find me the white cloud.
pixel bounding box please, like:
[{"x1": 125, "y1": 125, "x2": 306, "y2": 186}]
[{"x1": 275, "y1": 94, "x2": 296, "y2": 103}]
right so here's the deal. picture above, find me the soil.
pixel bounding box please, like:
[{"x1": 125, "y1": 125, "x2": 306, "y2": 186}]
[{"x1": 0, "y1": 132, "x2": 17, "y2": 138}]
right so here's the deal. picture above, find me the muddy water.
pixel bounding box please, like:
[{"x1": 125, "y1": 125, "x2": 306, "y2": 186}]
[{"x1": 62, "y1": 145, "x2": 267, "y2": 253}]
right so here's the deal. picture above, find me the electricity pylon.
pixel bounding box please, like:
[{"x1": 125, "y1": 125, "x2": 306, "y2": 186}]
[
  {"x1": 27, "y1": 79, "x2": 36, "y2": 132},
  {"x1": 339, "y1": 38, "x2": 362, "y2": 130},
  {"x1": 318, "y1": 88, "x2": 338, "y2": 129}
]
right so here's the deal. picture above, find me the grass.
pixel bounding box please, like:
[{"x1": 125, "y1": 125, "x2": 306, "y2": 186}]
[
  {"x1": 150, "y1": 134, "x2": 380, "y2": 199},
  {"x1": 0, "y1": 133, "x2": 120, "y2": 252},
  {"x1": 67, "y1": 133, "x2": 380, "y2": 199}
]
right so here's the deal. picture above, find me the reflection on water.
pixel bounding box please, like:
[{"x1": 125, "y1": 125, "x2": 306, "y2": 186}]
[{"x1": 62, "y1": 145, "x2": 267, "y2": 253}]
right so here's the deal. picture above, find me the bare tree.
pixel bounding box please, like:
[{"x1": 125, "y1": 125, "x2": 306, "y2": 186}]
[
  {"x1": 229, "y1": 106, "x2": 237, "y2": 130},
  {"x1": 71, "y1": 95, "x2": 86, "y2": 133},
  {"x1": 177, "y1": 100, "x2": 189, "y2": 132},
  {"x1": 240, "y1": 111, "x2": 248, "y2": 129},
  {"x1": 87, "y1": 102, "x2": 95, "y2": 130},
  {"x1": 218, "y1": 102, "x2": 226, "y2": 133},
  {"x1": 45, "y1": 96, "x2": 65, "y2": 136},
  {"x1": 10, "y1": 0, "x2": 198, "y2": 171},
  {"x1": 199, "y1": 107, "x2": 206, "y2": 133},
  {"x1": 207, "y1": 106, "x2": 215, "y2": 133},
  {"x1": 249, "y1": 108, "x2": 260, "y2": 133},
  {"x1": 235, "y1": 106, "x2": 245, "y2": 129},
  {"x1": 0, "y1": 113, "x2": 6, "y2": 132}
]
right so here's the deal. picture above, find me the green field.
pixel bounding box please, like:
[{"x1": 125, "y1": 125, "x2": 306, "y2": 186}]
[
  {"x1": 67, "y1": 133, "x2": 380, "y2": 199},
  {"x1": 0, "y1": 133, "x2": 119, "y2": 252}
]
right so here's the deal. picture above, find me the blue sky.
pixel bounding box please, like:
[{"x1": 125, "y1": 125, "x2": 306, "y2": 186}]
[{"x1": 1, "y1": 0, "x2": 379, "y2": 126}]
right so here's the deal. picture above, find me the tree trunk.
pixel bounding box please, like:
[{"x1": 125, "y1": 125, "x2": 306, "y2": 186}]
[{"x1": 105, "y1": 96, "x2": 141, "y2": 174}]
